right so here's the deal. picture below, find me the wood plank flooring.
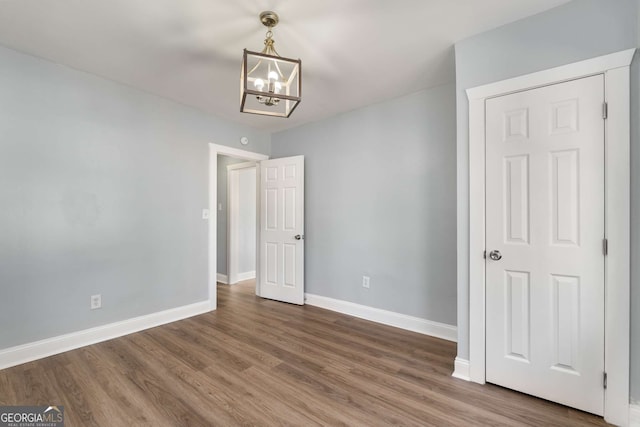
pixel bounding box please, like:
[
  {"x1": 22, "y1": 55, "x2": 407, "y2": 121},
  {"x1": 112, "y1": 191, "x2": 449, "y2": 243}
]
[{"x1": 0, "y1": 281, "x2": 610, "y2": 426}]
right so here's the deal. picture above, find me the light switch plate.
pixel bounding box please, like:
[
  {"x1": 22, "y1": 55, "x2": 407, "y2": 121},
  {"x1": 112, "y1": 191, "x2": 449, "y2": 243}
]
[{"x1": 202, "y1": 209, "x2": 210, "y2": 219}]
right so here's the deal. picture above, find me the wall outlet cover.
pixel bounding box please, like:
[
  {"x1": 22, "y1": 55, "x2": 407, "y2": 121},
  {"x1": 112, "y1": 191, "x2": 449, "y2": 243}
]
[
  {"x1": 90, "y1": 294, "x2": 102, "y2": 310},
  {"x1": 362, "y1": 276, "x2": 370, "y2": 288}
]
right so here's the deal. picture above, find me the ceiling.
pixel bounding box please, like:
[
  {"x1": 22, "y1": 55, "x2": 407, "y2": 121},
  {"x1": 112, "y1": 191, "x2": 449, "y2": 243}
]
[{"x1": 0, "y1": 0, "x2": 571, "y2": 132}]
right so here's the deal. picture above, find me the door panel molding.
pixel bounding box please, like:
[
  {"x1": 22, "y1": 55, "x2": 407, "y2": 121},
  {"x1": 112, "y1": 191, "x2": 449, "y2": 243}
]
[{"x1": 464, "y1": 49, "x2": 633, "y2": 426}]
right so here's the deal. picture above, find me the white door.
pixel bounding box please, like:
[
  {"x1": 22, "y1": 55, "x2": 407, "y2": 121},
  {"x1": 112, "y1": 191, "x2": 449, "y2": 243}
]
[
  {"x1": 258, "y1": 156, "x2": 304, "y2": 305},
  {"x1": 485, "y1": 75, "x2": 605, "y2": 415}
]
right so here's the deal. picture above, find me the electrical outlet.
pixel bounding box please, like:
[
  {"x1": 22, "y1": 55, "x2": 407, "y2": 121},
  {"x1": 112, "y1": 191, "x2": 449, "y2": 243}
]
[
  {"x1": 90, "y1": 294, "x2": 102, "y2": 310},
  {"x1": 202, "y1": 209, "x2": 210, "y2": 219},
  {"x1": 362, "y1": 276, "x2": 370, "y2": 289}
]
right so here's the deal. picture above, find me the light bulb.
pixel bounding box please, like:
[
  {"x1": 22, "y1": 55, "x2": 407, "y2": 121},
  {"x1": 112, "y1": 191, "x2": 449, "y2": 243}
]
[
  {"x1": 254, "y1": 78, "x2": 265, "y2": 91},
  {"x1": 268, "y1": 71, "x2": 279, "y2": 81},
  {"x1": 274, "y1": 82, "x2": 282, "y2": 94}
]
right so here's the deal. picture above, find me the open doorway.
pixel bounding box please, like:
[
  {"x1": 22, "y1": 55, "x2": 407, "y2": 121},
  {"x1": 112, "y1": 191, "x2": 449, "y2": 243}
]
[
  {"x1": 207, "y1": 143, "x2": 305, "y2": 309},
  {"x1": 207, "y1": 143, "x2": 268, "y2": 310},
  {"x1": 216, "y1": 156, "x2": 256, "y2": 285}
]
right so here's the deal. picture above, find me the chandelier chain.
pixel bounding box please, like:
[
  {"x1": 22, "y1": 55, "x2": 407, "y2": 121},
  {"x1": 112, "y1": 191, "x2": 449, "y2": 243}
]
[{"x1": 262, "y1": 29, "x2": 280, "y2": 57}]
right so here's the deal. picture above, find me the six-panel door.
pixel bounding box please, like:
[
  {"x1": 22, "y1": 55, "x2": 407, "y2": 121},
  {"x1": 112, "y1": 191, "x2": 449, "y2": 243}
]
[
  {"x1": 485, "y1": 75, "x2": 605, "y2": 415},
  {"x1": 258, "y1": 156, "x2": 304, "y2": 305}
]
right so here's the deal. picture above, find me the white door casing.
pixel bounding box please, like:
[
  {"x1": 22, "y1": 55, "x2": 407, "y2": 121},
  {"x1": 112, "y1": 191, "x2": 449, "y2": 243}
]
[
  {"x1": 485, "y1": 75, "x2": 605, "y2": 414},
  {"x1": 463, "y1": 49, "x2": 632, "y2": 426},
  {"x1": 208, "y1": 144, "x2": 269, "y2": 310},
  {"x1": 258, "y1": 156, "x2": 305, "y2": 305}
]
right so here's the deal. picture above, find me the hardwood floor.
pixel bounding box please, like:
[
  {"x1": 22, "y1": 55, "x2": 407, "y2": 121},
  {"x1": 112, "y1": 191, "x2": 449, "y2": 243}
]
[{"x1": 0, "y1": 281, "x2": 610, "y2": 426}]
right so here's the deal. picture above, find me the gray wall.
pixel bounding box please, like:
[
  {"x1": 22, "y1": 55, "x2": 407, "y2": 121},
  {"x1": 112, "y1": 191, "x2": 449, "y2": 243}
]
[
  {"x1": 216, "y1": 155, "x2": 244, "y2": 276},
  {"x1": 0, "y1": 44, "x2": 269, "y2": 350},
  {"x1": 272, "y1": 84, "x2": 457, "y2": 325},
  {"x1": 453, "y1": 0, "x2": 639, "y2": 401}
]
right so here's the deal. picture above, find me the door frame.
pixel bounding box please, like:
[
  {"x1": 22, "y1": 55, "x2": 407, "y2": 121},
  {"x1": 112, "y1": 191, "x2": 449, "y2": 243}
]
[
  {"x1": 208, "y1": 143, "x2": 268, "y2": 310},
  {"x1": 466, "y1": 49, "x2": 634, "y2": 426},
  {"x1": 227, "y1": 161, "x2": 257, "y2": 285}
]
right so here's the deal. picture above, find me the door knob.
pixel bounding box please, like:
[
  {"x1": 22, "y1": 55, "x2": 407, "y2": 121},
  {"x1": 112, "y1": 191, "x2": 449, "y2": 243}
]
[
  {"x1": 294, "y1": 234, "x2": 304, "y2": 240},
  {"x1": 489, "y1": 250, "x2": 502, "y2": 261}
]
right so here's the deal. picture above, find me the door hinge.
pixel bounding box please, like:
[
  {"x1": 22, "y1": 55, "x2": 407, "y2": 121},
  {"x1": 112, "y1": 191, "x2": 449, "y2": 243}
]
[
  {"x1": 603, "y1": 372, "x2": 608, "y2": 389},
  {"x1": 603, "y1": 238, "x2": 608, "y2": 256},
  {"x1": 602, "y1": 102, "x2": 608, "y2": 120}
]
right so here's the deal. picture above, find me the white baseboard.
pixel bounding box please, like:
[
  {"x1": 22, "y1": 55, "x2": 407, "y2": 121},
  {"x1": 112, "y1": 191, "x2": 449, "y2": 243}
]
[
  {"x1": 220, "y1": 271, "x2": 255, "y2": 285},
  {"x1": 236, "y1": 270, "x2": 256, "y2": 282},
  {"x1": 630, "y1": 404, "x2": 640, "y2": 427},
  {"x1": 452, "y1": 357, "x2": 471, "y2": 381},
  {"x1": 0, "y1": 300, "x2": 211, "y2": 370},
  {"x1": 304, "y1": 293, "x2": 457, "y2": 342}
]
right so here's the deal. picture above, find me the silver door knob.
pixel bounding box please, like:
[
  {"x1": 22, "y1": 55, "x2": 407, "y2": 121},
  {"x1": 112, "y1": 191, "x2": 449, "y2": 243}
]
[
  {"x1": 489, "y1": 250, "x2": 502, "y2": 261},
  {"x1": 294, "y1": 234, "x2": 304, "y2": 240}
]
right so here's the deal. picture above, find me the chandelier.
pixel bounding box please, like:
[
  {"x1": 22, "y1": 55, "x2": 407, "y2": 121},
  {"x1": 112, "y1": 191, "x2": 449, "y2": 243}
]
[{"x1": 240, "y1": 11, "x2": 302, "y2": 118}]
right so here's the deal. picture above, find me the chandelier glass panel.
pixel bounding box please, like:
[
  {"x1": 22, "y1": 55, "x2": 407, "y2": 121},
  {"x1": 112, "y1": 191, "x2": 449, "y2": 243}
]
[{"x1": 240, "y1": 11, "x2": 301, "y2": 118}]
